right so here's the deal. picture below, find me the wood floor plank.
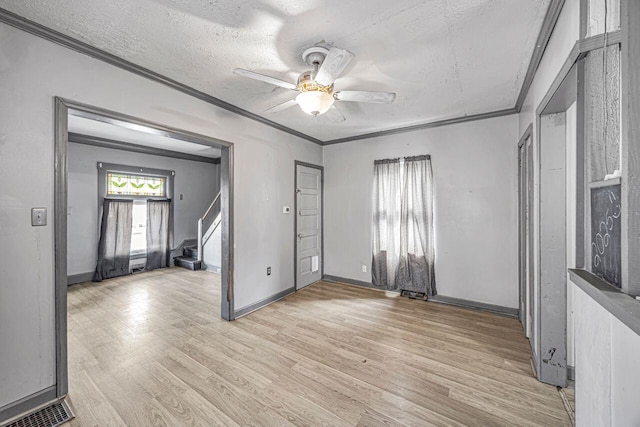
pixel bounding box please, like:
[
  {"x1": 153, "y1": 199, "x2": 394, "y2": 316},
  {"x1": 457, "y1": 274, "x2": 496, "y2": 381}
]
[{"x1": 66, "y1": 270, "x2": 570, "y2": 426}]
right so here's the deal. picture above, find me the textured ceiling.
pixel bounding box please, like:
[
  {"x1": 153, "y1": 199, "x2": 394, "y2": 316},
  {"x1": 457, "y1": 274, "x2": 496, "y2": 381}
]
[
  {"x1": 2, "y1": 0, "x2": 550, "y2": 141},
  {"x1": 69, "y1": 115, "x2": 222, "y2": 158}
]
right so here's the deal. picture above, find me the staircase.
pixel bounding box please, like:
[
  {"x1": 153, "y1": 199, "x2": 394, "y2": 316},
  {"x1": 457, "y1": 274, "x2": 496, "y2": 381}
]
[
  {"x1": 174, "y1": 245, "x2": 202, "y2": 270},
  {"x1": 175, "y1": 191, "x2": 221, "y2": 272}
]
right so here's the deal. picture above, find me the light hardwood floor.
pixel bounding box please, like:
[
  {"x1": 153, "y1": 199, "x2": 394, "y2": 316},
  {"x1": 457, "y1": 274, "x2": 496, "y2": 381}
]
[{"x1": 66, "y1": 268, "x2": 570, "y2": 426}]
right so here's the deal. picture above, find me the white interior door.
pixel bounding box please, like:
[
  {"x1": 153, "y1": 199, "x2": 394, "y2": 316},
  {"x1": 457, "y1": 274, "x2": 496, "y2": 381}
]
[{"x1": 296, "y1": 164, "x2": 322, "y2": 289}]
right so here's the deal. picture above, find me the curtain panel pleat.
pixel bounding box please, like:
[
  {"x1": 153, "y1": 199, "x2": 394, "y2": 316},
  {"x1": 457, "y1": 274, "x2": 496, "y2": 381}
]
[
  {"x1": 397, "y1": 157, "x2": 436, "y2": 296},
  {"x1": 146, "y1": 199, "x2": 172, "y2": 271},
  {"x1": 371, "y1": 156, "x2": 436, "y2": 296},
  {"x1": 93, "y1": 199, "x2": 133, "y2": 282},
  {"x1": 371, "y1": 159, "x2": 403, "y2": 289}
]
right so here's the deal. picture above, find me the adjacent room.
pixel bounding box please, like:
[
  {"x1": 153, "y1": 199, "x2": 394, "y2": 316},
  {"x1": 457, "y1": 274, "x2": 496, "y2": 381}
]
[{"x1": 1, "y1": 0, "x2": 639, "y2": 426}]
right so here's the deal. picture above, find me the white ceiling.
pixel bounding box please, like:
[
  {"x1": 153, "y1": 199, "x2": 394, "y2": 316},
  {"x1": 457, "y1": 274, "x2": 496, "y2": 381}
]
[
  {"x1": 68, "y1": 114, "x2": 222, "y2": 158},
  {"x1": 3, "y1": 0, "x2": 550, "y2": 141}
]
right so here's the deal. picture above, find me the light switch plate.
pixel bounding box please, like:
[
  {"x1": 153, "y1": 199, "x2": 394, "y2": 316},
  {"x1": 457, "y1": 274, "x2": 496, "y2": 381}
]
[
  {"x1": 283, "y1": 206, "x2": 291, "y2": 214},
  {"x1": 31, "y1": 207, "x2": 47, "y2": 226}
]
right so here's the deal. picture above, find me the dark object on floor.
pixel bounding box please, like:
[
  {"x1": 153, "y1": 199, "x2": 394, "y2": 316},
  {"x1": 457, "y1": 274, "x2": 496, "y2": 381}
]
[
  {"x1": 401, "y1": 290, "x2": 428, "y2": 300},
  {"x1": 5, "y1": 399, "x2": 73, "y2": 427}
]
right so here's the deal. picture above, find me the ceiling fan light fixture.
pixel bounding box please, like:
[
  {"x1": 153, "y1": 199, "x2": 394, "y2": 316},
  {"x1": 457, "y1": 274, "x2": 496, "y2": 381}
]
[{"x1": 295, "y1": 90, "x2": 335, "y2": 116}]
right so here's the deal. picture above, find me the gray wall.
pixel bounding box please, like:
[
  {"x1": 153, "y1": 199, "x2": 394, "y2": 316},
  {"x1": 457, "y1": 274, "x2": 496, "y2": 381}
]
[
  {"x1": 323, "y1": 115, "x2": 520, "y2": 308},
  {"x1": 67, "y1": 142, "x2": 219, "y2": 275},
  {"x1": 0, "y1": 21, "x2": 321, "y2": 411}
]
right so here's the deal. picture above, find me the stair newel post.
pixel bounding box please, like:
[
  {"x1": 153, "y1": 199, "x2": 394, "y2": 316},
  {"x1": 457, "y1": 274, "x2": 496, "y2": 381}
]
[{"x1": 197, "y1": 218, "x2": 203, "y2": 262}]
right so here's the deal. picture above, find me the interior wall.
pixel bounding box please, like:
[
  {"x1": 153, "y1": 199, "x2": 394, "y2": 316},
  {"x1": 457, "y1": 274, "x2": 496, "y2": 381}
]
[
  {"x1": 573, "y1": 283, "x2": 640, "y2": 425},
  {"x1": 0, "y1": 21, "x2": 321, "y2": 411},
  {"x1": 538, "y1": 112, "x2": 568, "y2": 385},
  {"x1": 323, "y1": 115, "x2": 519, "y2": 309},
  {"x1": 67, "y1": 142, "x2": 219, "y2": 276},
  {"x1": 516, "y1": 0, "x2": 580, "y2": 369}
]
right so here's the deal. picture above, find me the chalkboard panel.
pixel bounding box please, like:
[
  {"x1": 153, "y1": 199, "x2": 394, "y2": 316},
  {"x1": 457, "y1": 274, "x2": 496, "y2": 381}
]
[{"x1": 590, "y1": 182, "x2": 622, "y2": 287}]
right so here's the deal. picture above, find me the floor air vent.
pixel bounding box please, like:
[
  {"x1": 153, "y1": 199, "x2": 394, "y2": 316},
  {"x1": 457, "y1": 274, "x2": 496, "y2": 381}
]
[{"x1": 5, "y1": 400, "x2": 73, "y2": 427}]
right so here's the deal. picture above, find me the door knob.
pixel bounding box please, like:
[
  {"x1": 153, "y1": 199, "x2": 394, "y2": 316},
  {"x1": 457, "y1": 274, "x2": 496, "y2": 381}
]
[
  {"x1": 296, "y1": 189, "x2": 301, "y2": 193},
  {"x1": 297, "y1": 234, "x2": 303, "y2": 239}
]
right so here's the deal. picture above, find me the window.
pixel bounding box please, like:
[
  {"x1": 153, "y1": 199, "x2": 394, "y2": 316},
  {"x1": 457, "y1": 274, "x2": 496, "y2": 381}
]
[
  {"x1": 98, "y1": 163, "x2": 174, "y2": 258},
  {"x1": 130, "y1": 201, "x2": 147, "y2": 256},
  {"x1": 105, "y1": 172, "x2": 167, "y2": 256},
  {"x1": 107, "y1": 172, "x2": 166, "y2": 197},
  {"x1": 371, "y1": 155, "x2": 436, "y2": 296}
]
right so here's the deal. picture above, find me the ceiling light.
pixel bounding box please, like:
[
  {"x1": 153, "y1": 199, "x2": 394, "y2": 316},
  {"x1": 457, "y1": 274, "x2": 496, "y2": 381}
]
[{"x1": 296, "y1": 90, "x2": 335, "y2": 116}]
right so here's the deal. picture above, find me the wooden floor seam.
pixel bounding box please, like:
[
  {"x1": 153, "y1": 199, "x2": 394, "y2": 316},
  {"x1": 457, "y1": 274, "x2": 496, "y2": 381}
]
[{"x1": 65, "y1": 268, "x2": 572, "y2": 426}]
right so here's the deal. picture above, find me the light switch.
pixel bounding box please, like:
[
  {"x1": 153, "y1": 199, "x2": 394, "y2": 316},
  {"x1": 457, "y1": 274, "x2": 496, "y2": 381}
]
[
  {"x1": 283, "y1": 206, "x2": 291, "y2": 214},
  {"x1": 31, "y1": 208, "x2": 47, "y2": 226}
]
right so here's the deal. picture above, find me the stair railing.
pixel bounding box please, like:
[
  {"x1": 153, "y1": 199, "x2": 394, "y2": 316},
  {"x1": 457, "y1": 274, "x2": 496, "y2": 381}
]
[{"x1": 197, "y1": 191, "x2": 221, "y2": 262}]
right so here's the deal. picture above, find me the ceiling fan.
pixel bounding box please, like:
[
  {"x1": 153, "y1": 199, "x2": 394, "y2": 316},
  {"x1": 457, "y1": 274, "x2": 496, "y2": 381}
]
[{"x1": 233, "y1": 45, "x2": 396, "y2": 122}]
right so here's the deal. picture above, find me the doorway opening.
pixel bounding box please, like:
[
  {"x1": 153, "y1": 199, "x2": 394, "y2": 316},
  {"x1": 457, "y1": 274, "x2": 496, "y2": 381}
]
[
  {"x1": 518, "y1": 125, "x2": 534, "y2": 338},
  {"x1": 53, "y1": 98, "x2": 234, "y2": 399},
  {"x1": 525, "y1": 63, "x2": 581, "y2": 388}
]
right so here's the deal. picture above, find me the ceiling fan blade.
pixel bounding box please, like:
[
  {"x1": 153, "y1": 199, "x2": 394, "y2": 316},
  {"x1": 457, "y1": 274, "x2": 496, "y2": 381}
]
[
  {"x1": 315, "y1": 47, "x2": 355, "y2": 86},
  {"x1": 334, "y1": 90, "x2": 396, "y2": 104},
  {"x1": 264, "y1": 99, "x2": 298, "y2": 114},
  {"x1": 233, "y1": 68, "x2": 297, "y2": 90},
  {"x1": 325, "y1": 105, "x2": 346, "y2": 123}
]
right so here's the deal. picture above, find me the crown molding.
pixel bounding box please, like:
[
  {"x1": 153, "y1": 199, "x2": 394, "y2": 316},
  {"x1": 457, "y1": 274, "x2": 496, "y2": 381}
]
[
  {"x1": 1, "y1": 3, "x2": 564, "y2": 146},
  {"x1": 322, "y1": 108, "x2": 517, "y2": 145},
  {"x1": 515, "y1": 0, "x2": 566, "y2": 112},
  {"x1": 0, "y1": 7, "x2": 323, "y2": 145},
  {"x1": 68, "y1": 132, "x2": 221, "y2": 164}
]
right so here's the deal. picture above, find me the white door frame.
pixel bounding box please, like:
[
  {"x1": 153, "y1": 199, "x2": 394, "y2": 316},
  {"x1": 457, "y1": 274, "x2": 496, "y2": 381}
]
[{"x1": 294, "y1": 161, "x2": 324, "y2": 290}]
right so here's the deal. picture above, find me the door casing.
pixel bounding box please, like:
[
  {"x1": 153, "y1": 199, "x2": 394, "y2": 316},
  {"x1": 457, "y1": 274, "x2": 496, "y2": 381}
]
[
  {"x1": 294, "y1": 161, "x2": 324, "y2": 290},
  {"x1": 54, "y1": 97, "x2": 235, "y2": 400},
  {"x1": 518, "y1": 125, "x2": 534, "y2": 338}
]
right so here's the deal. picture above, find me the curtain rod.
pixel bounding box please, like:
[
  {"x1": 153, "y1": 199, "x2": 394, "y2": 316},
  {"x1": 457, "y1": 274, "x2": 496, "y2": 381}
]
[{"x1": 374, "y1": 154, "x2": 431, "y2": 165}]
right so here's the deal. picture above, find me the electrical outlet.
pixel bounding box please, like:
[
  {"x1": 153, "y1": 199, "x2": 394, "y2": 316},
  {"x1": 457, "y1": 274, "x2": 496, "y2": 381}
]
[
  {"x1": 362, "y1": 264, "x2": 367, "y2": 273},
  {"x1": 267, "y1": 267, "x2": 271, "y2": 276}
]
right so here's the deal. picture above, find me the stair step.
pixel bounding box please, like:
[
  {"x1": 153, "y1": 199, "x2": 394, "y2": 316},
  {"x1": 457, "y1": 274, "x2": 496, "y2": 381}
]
[
  {"x1": 183, "y1": 245, "x2": 198, "y2": 259},
  {"x1": 174, "y1": 256, "x2": 202, "y2": 271}
]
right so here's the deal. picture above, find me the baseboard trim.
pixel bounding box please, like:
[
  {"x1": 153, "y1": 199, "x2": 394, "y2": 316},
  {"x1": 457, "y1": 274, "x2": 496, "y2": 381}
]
[
  {"x1": 429, "y1": 295, "x2": 519, "y2": 318},
  {"x1": 531, "y1": 348, "x2": 540, "y2": 378},
  {"x1": 322, "y1": 275, "x2": 517, "y2": 317},
  {"x1": 67, "y1": 272, "x2": 94, "y2": 286},
  {"x1": 322, "y1": 274, "x2": 381, "y2": 290},
  {"x1": 567, "y1": 365, "x2": 575, "y2": 381},
  {"x1": 68, "y1": 240, "x2": 198, "y2": 285},
  {"x1": 234, "y1": 286, "x2": 295, "y2": 319},
  {"x1": 0, "y1": 386, "x2": 57, "y2": 425},
  {"x1": 205, "y1": 265, "x2": 221, "y2": 274}
]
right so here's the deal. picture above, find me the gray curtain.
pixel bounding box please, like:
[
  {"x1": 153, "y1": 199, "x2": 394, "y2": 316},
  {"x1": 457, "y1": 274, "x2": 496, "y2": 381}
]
[
  {"x1": 397, "y1": 156, "x2": 436, "y2": 296},
  {"x1": 371, "y1": 155, "x2": 436, "y2": 296},
  {"x1": 371, "y1": 159, "x2": 403, "y2": 289},
  {"x1": 146, "y1": 199, "x2": 171, "y2": 270},
  {"x1": 93, "y1": 199, "x2": 133, "y2": 282}
]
